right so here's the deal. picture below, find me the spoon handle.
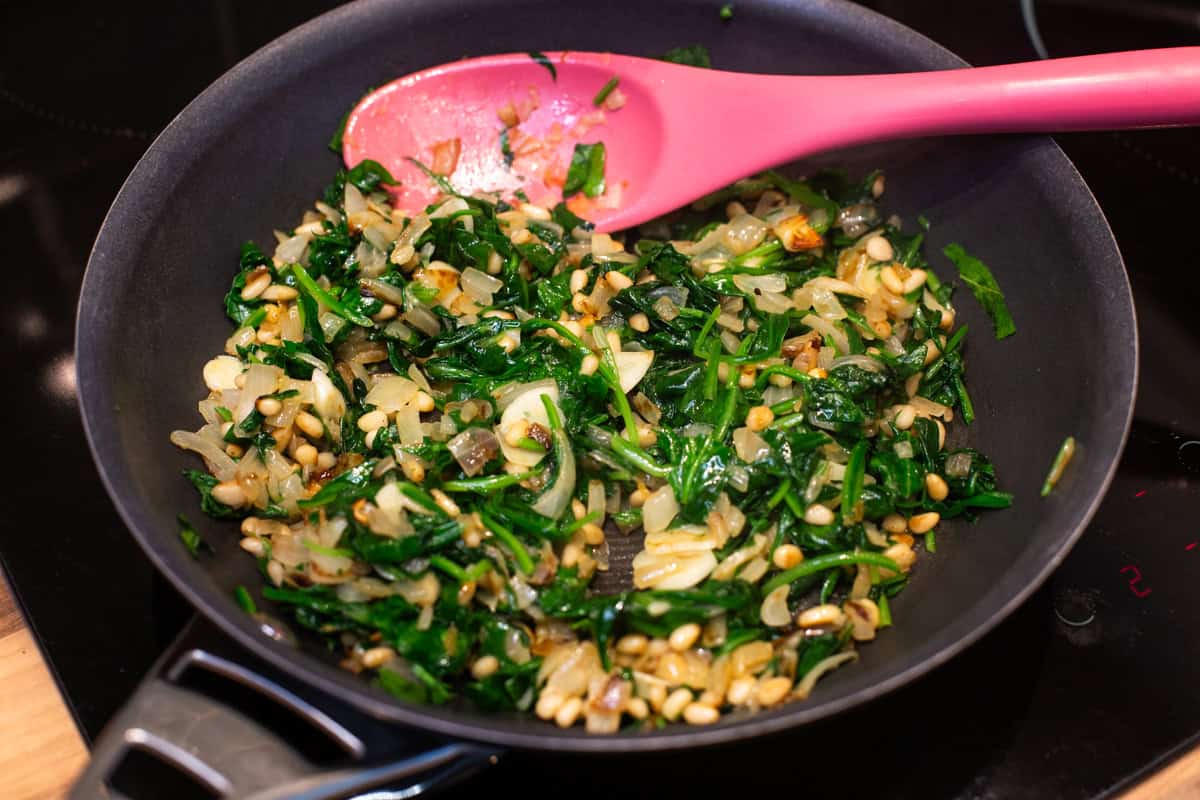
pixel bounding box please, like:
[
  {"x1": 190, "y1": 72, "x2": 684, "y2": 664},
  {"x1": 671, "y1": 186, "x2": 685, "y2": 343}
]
[{"x1": 826, "y1": 47, "x2": 1200, "y2": 145}]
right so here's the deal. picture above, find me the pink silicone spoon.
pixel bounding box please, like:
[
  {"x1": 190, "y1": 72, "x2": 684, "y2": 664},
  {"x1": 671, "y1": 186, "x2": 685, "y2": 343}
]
[{"x1": 342, "y1": 48, "x2": 1200, "y2": 232}]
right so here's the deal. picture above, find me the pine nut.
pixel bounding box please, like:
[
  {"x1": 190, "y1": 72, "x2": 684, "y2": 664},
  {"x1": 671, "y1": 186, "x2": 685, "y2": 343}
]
[
  {"x1": 935, "y1": 419, "x2": 946, "y2": 450},
  {"x1": 582, "y1": 522, "x2": 605, "y2": 545},
  {"x1": 358, "y1": 410, "x2": 388, "y2": 432},
  {"x1": 416, "y1": 391, "x2": 435, "y2": 412},
  {"x1": 605, "y1": 270, "x2": 633, "y2": 291},
  {"x1": 520, "y1": 202, "x2": 552, "y2": 221},
  {"x1": 865, "y1": 236, "x2": 894, "y2": 263},
  {"x1": 768, "y1": 373, "x2": 793, "y2": 388},
  {"x1": 902, "y1": 269, "x2": 928, "y2": 294},
  {"x1": 510, "y1": 228, "x2": 533, "y2": 245},
  {"x1": 261, "y1": 284, "x2": 299, "y2": 302},
  {"x1": 211, "y1": 481, "x2": 247, "y2": 507},
  {"x1": 745, "y1": 405, "x2": 774, "y2": 432},
  {"x1": 295, "y1": 444, "x2": 318, "y2": 467},
  {"x1": 925, "y1": 473, "x2": 949, "y2": 502},
  {"x1": 362, "y1": 646, "x2": 395, "y2": 669},
  {"x1": 580, "y1": 354, "x2": 599, "y2": 376},
  {"x1": 629, "y1": 312, "x2": 650, "y2": 332},
  {"x1": 803, "y1": 504, "x2": 835, "y2": 526},
  {"x1": 908, "y1": 511, "x2": 940, "y2": 534},
  {"x1": 772, "y1": 544, "x2": 803, "y2": 570},
  {"x1": 669, "y1": 623, "x2": 702, "y2": 652},
  {"x1": 471, "y1": 655, "x2": 499, "y2": 679},
  {"x1": 726, "y1": 677, "x2": 756, "y2": 706},
  {"x1": 570, "y1": 269, "x2": 589, "y2": 294},
  {"x1": 316, "y1": 451, "x2": 337, "y2": 470},
  {"x1": 535, "y1": 690, "x2": 565, "y2": 720},
  {"x1": 683, "y1": 702, "x2": 720, "y2": 725},
  {"x1": 555, "y1": 696, "x2": 583, "y2": 728},
  {"x1": 373, "y1": 303, "x2": 399, "y2": 322},
  {"x1": 872, "y1": 174, "x2": 886, "y2": 198},
  {"x1": 616, "y1": 634, "x2": 648, "y2": 655},
  {"x1": 645, "y1": 682, "x2": 668, "y2": 712},
  {"x1": 225, "y1": 443, "x2": 244, "y2": 458},
  {"x1": 884, "y1": 541, "x2": 917, "y2": 572},
  {"x1": 880, "y1": 265, "x2": 905, "y2": 295},
  {"x1": 894, "y1": 404, "x2": 916, "y2": 430},
  {"x1": 882, "y1": 513, "x2": 908, "y2": 534},
  {"x1": 256, "y1": 397, "x2": 282, "y2": 417},
  {"x1": 662, "y1": 688, "x2": 693, "y2": 721},
  {"x1": 240, "y1": 270, "x2": 271, "y2": 300},
  {"x1": 626, "y1": 697, "x2": 650, "y2": 719},
  {"x1": 296, "y1": 411, "x2": 325, "y2": 439},
  {"x1": 239, "y1": 537, "x2": 264, "y2": 557},
  {"x1": 431, "y1": 488, "x2": 461, "y2": 518},
  {"x1": 797, "y1": 604, "x2": 847, "y2": 629},
  {"x1": 756, "y1": 676, "x2": 793, "y2": 706},
  {"x1": 924, "y1": 338, "x2": 941, "y2": 366},
  {"x1": 267, "y1": 559, "x2": 285, "y2": 586}
]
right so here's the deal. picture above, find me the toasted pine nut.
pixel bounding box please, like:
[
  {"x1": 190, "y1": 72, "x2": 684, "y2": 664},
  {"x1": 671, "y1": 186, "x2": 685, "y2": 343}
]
[
  {"x1": 582, "y1": 522, "x2": 606, "y2": 546},
  {"x1": 240, "y1": 270, "x2": 271, "y2": 300},
  {"x1": 536, "y1": 690, "x2": 565, "y2": 720},
  {"x1": 797, "y1": 604, "x2": 847, "y2": 629},
  {"x1": 358, "y1": 410, "x2": 388, "y2": 432},
  {"x1": 882, "y1": 513, "x2": 908, "y2": 535},
  {"x1": 894, "y1": 404, "x2": 916, "y2": 430},
  {"x1": 580, "y1": 354, "x2": 599, "y2": 376},
  {"x1": 471, "y1": 655, "x2": 500, "y2": 679},
  {"x1": 925, "y1": 473, "x2": 949, "y2": 502},
  {"x1": 756, "y1": 676, "x2": 793, "y2": 707},
  {"x1": 372, "y1": 303, "x2": 398, "y2": 322},
  {"x1": 668, "y1": 623, "x2": 702, "y2": 652},
  {"x1": 362, "y1": 646, "x2": 395, "y2": 669},
  {"x1": 726, "y1": 677, "x2": 757, "y2": 706},
  {"x1": 902, "y1": 269, "x2": 928, "y2": 294},
  {"x1": 261, "y1": 284, "x2": 299, "y2": 302},
  {"x1": 239, "y1": 537, "x2": 264, "y2": 557},
  {"x1": 626, "y1": 697, "x2": 650, "y2": 719},
  {"x1": 772, "y1": 544, "x2": 803, "y2": 570},
  {"x1": 211, "y1": 481, "x2": 247, "y2": 507},
  {"x1": 267, "y1": 559, "x2": 285, "y2": 586},
  {"x1": 908, "y1": 511, "x2": 940, "y2": 534},
  {"x1": 431, "y1": 488, "x2": 461, "y2": 518},
  {"x1": 803, "y1": 504, "x2": 835, "y2": 527},
  {"x1": 662, "y1": 688, "x2": 693, "y2": 721},
  {"x1": 570, "y1": 269, "x2": 589, "y2": 294},
  {"x1": 294, "y1": 444, "x2": 318, "y2": 467},
  {"x1": 683, "y1": 703, "x2": 720, "y2": 725},
  {"x1": 605, "y1": 270, "x2": 633, "y2": 291},
  {"x1": 616, "y1": 634, "x2": 648, "y2": 655},
  {"x1": 256, "y1": 397, "x2": 282, "y2": 417},
  {"x1": 296, "y1": 411, "x2": 325, "y2": 439},
  {"x1": 745, "y1": 405, "x2": 774, "y2": 432},
  {"x1": 880, "y1": 265, "x2": 905, "y2": 295},
  {"x1": 555, "y1": 696, "x2": 583, "y2": 728},
  {"x1": 865, "y1": 236, "x2": 894, "y2": 262},
  {"x1": 316, "y1": 451, "x2": 337, "y2": 470},
  {"x1": 416, "y1": 391, "x2": 436, "y2": 412},
  {"x1": 629, "y1": 312, "x2": 650, "y2": 333}
]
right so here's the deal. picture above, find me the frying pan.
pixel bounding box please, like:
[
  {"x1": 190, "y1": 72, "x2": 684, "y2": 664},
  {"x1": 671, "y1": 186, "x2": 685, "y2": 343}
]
[{"x1": 73, "y1": 0, "x2": 1137, "y2": 795}]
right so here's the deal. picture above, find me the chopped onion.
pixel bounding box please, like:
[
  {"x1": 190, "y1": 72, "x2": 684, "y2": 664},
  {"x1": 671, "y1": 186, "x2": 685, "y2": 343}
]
[
  {"x1": 801, "y1": 314, "x2": 850, "y2": 356},
  {"x1": 497, "y1": 382, "x2": 559, "y2": 467},
  {"x1": 447, "y1": 427, "x2": 500, "y2": 477},
  {"x1": 733, "y1": 427, "x2": 771, "y2": 463},
  {"x1": 274, "y1": 232, "x2": 311, "y2": 265},
  {"x1": 355, "y1": 240, "x2": 388, "y2": 277},
  {"x1": 830, "y1": 354, "x2": 886, "y2": 373},
  {"x1": 728, "y1": 464, "x2": 750, "y2": 492},
  {"x1": 760, "y1": 585, "x2": 792, "y2": 627},
  {"x1": 733, "y1": 273, "x2": 787, "y2": 295},
  {"x1": 394, "y1": 402, "x2": 424, "y2": 446},
  {"x1": 360, "y1": 277, "x2": 407, "y2": 306},
  {"x1": 631, "y1": 549, "x2": 717, "y2": 590},
  {"x1": 837, "y1": 203, "x2": 880, "y2": 238},
  {"x1": 364, "y1": 375, "x2": 419, "y2": 413},
  {"x1": 945, "y1": 451, "x2": 974, "y2": 478},
  {"x1": 806, "y1": 276, "x2": 866, "y2": 298},
  {"x1": 234, "y1": 364, "x2": 282, "y2": 425},
  {"x1": 171, "y1": 429, "x2": 237, "y2": 481},
  {"x1": 642, "y1": 485, "x2": 679, "y2": 534},
  {"x1": 402, "y1": 305, "x2": 442, "y2": 337},
  {"x1": 310, "y1": 369, "x2": 346, "y2": 443},
  {"x1": 910, "y1": 395, "x2": 954, "y2": 421},
  {"x1": 811, "y1": 287, "x2": 847, "y2": 321},
  {"x1": 894, "y1": 440, "x2": 915, "y2": 460},
  {"x1": 644, "y1": 524, "x2": 716, "y2": 555},
  {"x1": 461, "y1": 267, "x2": 503, "y2": 304},
  {"x1": 531, "y1": 408, "x2": 575, "y2": 519},
  {"x1": 793, "y1": 652, "x2": 858, "y2": 700},
  {"x1": 587, "y1": 479, "x2": 606, "y2": 527},
  {"x1": 722, "y1": 214, "x2": 768, "y2": 255},
  {"x1": 711, "y1": 533, "x2": 769, "y2": 581}
]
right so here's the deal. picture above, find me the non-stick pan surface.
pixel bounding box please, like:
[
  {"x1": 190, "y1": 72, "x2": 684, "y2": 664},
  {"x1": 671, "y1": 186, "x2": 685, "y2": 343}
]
[{"x1": 76, "y1": 0, "x2": 1136, "y2": 752}]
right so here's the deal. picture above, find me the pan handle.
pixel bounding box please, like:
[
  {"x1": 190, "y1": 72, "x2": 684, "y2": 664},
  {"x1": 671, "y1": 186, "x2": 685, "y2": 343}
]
[{"x1": 68, "y1": 646, "x2": 499, "y2": 800}]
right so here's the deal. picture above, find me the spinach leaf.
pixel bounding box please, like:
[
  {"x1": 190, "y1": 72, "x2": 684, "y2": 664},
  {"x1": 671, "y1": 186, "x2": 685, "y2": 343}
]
[
  {"x1": 943, "y1": 243, "x2": 1015, "y2": 339},
  {"x1": 563, "y1": 142, "x2": 607, "y2": 198},
  {"x1": 660, "y1": 45, "x2": 712, "y2": 68}
]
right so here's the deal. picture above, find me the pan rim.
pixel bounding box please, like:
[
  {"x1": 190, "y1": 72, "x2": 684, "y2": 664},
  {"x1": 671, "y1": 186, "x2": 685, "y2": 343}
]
[{"x1": 76, "y1": 0, "x2": 1138, "y2": 752}]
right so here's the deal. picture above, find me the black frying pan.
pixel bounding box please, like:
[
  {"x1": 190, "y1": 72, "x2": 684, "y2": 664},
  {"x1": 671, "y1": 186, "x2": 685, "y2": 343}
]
[{"x1": 73, "y1": 0, "x2": 1137, "y2": 795}]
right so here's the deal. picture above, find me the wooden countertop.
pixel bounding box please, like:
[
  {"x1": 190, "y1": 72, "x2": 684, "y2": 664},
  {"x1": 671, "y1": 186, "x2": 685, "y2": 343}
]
[{"x1": 0, "y1": 570, "x2": 1197, "y2": 800}]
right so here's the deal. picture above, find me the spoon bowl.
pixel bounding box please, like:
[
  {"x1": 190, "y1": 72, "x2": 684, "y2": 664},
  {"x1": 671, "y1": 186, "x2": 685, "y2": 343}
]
[{"x1": 345, "y1": 47, "x2": 1200, "y2": 231}]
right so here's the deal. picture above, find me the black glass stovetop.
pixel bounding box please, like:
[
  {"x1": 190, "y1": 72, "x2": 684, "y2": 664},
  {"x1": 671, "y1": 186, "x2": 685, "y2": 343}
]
[{"x1": 4, "y1": 1, "x2": 1199, "y2": 797}]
